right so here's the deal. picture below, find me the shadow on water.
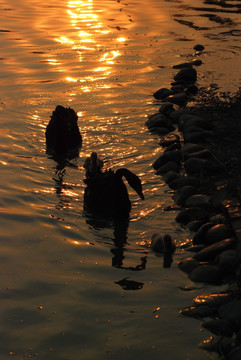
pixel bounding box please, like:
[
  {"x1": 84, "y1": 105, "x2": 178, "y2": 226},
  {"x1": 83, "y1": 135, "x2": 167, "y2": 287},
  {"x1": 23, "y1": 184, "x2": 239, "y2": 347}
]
[{"x1": 85, "y1": 214, "x2": 148, "y2": 291}]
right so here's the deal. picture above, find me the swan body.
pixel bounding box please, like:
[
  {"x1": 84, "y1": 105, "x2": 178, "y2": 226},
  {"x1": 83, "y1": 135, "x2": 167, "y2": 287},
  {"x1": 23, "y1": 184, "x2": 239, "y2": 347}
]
[
  {"x1": 45, "y1": 105, "x2": 82, "y2": 154},
  {"x1": 151, "y1": 234, "x2": 176, "y2": 254},
  {"x1": 83, "y1": 152, "x2": 103, "y2": 177},
  {"x1": 84, "y1": 168, "x2": 144, "y2": 218}
]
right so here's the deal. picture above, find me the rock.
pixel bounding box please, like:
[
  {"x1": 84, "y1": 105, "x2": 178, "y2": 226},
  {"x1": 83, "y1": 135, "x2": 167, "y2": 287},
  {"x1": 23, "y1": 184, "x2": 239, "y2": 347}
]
[
  {"x1": 159, "y1": 133, "x2": 180, "y2": 147},
  {"x1": 206, "y1": 223, "x2": 231, "y2": 245},
  {"x1": 183, "y1": 128, "x2": 212, "y2": 143},
  {"x1": 168, "y1": 175, "x2": 200, "y2": 190},
  {"x1": 185, "y1": 244, "x2": 205, "y2": 252},
  {"x1": 174, "y1": 67, "x2": 197, "y2": 83},
  {"x1": 175, "y1": 207, "x2": 209, "y2": 225},
  {"x1": 169, "y1": 109, "x2": 191, "y2": 122},
  {"x1": 173, "y1": 59, "x2": 202, "y2": 69},
  {"x1": 179, "y1": 114, "x2": 212, "y2": 132},
  {"x1": 162, "y1": 170, "x2": 181, "y2": 183},
  {"x1": 153, "y1": 88, "x2": 173, "y2": 100},
  {"x1": 193, "y1": 238, "x2": 236, "y2": 261},
  {"x1": 193, "y1": 223, "x2": 214, "y2": 245},
  {"x1": 159, "y1": 102, "x2": 174, "y2": 115},
  {"x1": 216, "y1": 249, "x2": 239, "y2": 274},
  {"x1": 184, "y1": 149, "x2": 213, "y2": 160},
  {"x1": 149, "y1": 126, "x2": 171, "y2": 135},
  {"x1": 194, "y1": 44, "x2": 205, "y2": 51},
  {"x1": 202, "y1": 319, "x2": 235, "y2": 337},
  {"x1": 152, "y1": 150, "x2": 181, "y2": 170},
  {"x1": 178, "y1": 257, "x2": 203, "y2": 273},
  {"x1": 193, "y1": 293, "x2": 232, "y2": 308},
  {"x1": 173, "y1": 185, "x2": 199, "y2": 205},
  {"x1": 170, "y1": 85, "x2": 185, "y2": 93},
  {"x1": 180, "y1": 305, "x2": 214, "y2": 318},
  {"x1": 165, "y1": 92, "x2": 188, "y2": 106},
  {"x1": 155, "y1": 161, "x2": 180, "y2": 175},
  {"x1": 186, "y1": 220, "x2": 205, "y2": 232},
  {"x1": 181, "y1": 142, "x2": 205, "y2": 155},
  {"x1": 188, "y1": 264, "x2": 220, "y2": 283},
  {"x1": 145, "y1": 113, "x2": 174, "y2": 130},
  {"x1": 186, "y1": 84, "x2": 199, "y2": 95},
  {"x1": 164, "y1": 143, "x2": 181, "y2": 152},
  {"x1": 218, "y1": 301, "x2": 241, "y2": 323},
  {"x1": 185, "y1": 194, "x2": 212, "y2": 210},
  {"x1": 184, "y1": 157, "x2": 214, "y2": 174}
]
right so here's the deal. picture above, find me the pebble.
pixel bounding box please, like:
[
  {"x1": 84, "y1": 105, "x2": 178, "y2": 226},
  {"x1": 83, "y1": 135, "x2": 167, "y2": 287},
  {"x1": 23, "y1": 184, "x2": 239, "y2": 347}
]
[
  {"x1": 193, "y1": 238, "x2": 236, "y2": 261},
  {"x1": 159, "y1": 133, "x2": 180, "y2": 147},
  {"x1": 201, "y1": 318, "x2": 235, "y2": 337},
  {"x1": 174, "y1": 67, "x2": 197, "y2": 83},
  {"x1": 168, "y1": 175, "x2": 200, "y2": 190},
  {"x1": 172, "y1": 59, "x2": 202, "y2": 69},
  {"x1": 184, "y1": 157, "x2": 214, "y2": 174},
  {"x1": 178, "y1": 257, "x2": 203, "y2": 273},
  {"x1": 152, "y1": 150, "x2": 181, "y2": 170},
  {"x1": 193, "y1": 44, "x2": 205, "y2": 51},
  {"x1": 193, "y1": 222, "x2": 214, "y2": 245},
  {"x1": 155, "y1": 161, "x2": 180, "y2": 175},
  {"x1": 165, "y1": 92, "x2": 188, "y2": 106},
  {"x1": 153, "y1": 88, "x2": 173, "y2": 100},
  {"x1": 185, "y1": 194, "x2": 211, "y2": 210},
  {"x1": 188, "y1": 264, "x2": 220, "y2": 283},
  {"x1": 175, "y1": 207, "x2": 209, "y2": 225},
  {"x1": 173, "y1": 185, "x2": 199, "y2": 206},
  {"x1": 206, "y1": 223, "x2": 231, "y2": 245}
]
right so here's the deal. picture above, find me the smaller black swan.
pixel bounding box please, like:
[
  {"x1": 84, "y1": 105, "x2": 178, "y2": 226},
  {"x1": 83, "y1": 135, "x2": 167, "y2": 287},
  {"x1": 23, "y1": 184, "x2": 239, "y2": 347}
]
[
  {"x1": 84, "y1": 168, "x2": 144, "y2": 218},
  {"x1": 45, "y1": 105, "x2": 82, "y2": 155},
  {"x1": 83, "y1": 151, "x2": 103, "y2": 178}
]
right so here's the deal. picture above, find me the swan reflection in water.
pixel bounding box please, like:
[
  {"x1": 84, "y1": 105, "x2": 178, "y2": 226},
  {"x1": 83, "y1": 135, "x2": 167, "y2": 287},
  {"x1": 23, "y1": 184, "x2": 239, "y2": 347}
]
[{"x1": 83, "y1": 159, "x2": 146, "y2": 290}]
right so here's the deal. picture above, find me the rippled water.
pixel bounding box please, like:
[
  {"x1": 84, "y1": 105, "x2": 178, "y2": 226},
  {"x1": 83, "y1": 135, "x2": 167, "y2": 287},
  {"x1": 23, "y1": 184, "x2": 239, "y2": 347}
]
[{"x1": 0, "y1": 0, "x2": 240, "y2": 359}]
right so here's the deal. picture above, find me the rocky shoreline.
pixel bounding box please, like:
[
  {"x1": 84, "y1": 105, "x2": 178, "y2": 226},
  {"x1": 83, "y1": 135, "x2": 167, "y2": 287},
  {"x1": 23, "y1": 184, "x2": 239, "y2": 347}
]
[{"x1": 147, "y1": 46, "x2": 241, "y2": 360}]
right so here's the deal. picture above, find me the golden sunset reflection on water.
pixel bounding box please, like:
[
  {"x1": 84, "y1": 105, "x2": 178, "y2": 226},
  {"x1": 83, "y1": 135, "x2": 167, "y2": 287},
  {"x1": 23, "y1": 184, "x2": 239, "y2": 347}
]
[{"x1": 52, "y1": 0, "x2": 124, "y2": 88}]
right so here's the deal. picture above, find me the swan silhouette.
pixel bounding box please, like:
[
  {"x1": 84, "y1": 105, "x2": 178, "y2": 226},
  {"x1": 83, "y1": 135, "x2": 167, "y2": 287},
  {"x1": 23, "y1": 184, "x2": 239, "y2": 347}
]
[
  {"x1": 45, "y1": 105, "x2": 82, "y2": 155},
  {"x1": 83, "y1": 151, "x2": 103, "y2": 178},
  {"x1": 84, "y1": 168, "x2": 144, "y2": 218}
]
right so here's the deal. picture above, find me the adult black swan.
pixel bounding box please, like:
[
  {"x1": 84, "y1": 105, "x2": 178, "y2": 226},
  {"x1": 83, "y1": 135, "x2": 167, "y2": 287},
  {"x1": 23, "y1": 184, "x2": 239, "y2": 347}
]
[
  {"x1": 84, "y1": 168, "x2": 144, "y2": 218},
  {"x1": 45, "y1": 105, "x2": 82, "y2": 155}
]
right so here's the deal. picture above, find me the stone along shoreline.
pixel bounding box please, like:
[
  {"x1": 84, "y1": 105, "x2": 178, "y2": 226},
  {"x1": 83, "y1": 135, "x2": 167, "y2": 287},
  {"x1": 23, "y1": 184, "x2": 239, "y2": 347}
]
[{"x1": 146, "y1": 45, "x2": 241, "y2": 360}]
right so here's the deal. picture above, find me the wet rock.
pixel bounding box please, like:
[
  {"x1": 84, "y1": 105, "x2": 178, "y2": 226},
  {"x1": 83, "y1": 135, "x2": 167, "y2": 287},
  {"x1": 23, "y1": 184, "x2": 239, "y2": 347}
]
[
  {"x1": 186, "y1": 220, "x2": 205, "y2": 232},
  {"x1": 186, "y1": 84, "x2": 199, "y2": 95},
  {"x1": 181, "y1": 142, "x2": 205, "y2": 156},
  {"x1": 162, "y1": 170, "x2": 181, "y2": 183},
  {"x1": 155, "y1": 161, "x2": 180, "y2": 175},
  {"x1": 218, "y1": 301, "x2": 241, "y2": 323},
  {"x1": 153, "y1": 88, "x2": 173, "y2": 100},
  {"x1": 194, "y1": 44, "x2": 205, "y2": 51},
  {"x1": 188, "y1": 264, "x2": 220, "y2": 283},
  {"x1": 193, "y1": 293, "x2": 232, "y2": 308},
  {"x1": 173, "y1": 185, "x2": 199, "y2": 205},
  {"x1": 183, "y1": 128, "x2": 212, "y2": 143},
  {"x1": 149, "y1": 126, "x2": 171, "y2": 135},
  {"x1": 168, "y1": 175, "x2": 200, "y2": 190},
  {"x1": 179, "y1": 114, "x2": 212, "y2": 132},
  {"x1": 159, "y1": 133, "x2": 180, "y2": 147},
  {"x1": 175, "y1": 207, "x2": 209, "y2": 225},
  {"x1": 164, "y1": 142, "x2": 181, "y2": 152},
  {"x1": 216, "y1": 249, "x2": 239, "y2": 274},
  {"x1": 185, "y1": 194, "x2": 212, "y2": 210},
  {"x1": 193, "y1": 223, "x2": 215, "y2": 245},
  {"x1": 165, "y1": 92, "x2": 188, "y2": 106},
  {"x1": 174, "y1": 67, "x2": 197, "y2": 83},
  {"x1": 145, "y1": 113, "x2": 174, "y2": 131},
  {"x1": 180, "y1": 305, "x2": 214, "y2": 318},
  {"x1": 184, "y1": 157, "x2": 214, "y2": 174},
  {"x1": 159, "y1": 102, "x2": 174, "y2": 116},
  {"x1": 173, "y1": 59, "x2": 202, "y2": 69},
  {"x1": 169, "y1": 109, "x2": 191, "y2": 122},
  {"x1": 184, "y1": 149, "x2": 213, "y2": 161},
  {"x1": 178, "y1": 257, "x2": 203, "y2": 273},
  {"x1": 185, "y1": 244, "x2": 205, "y2": 252},
  {"x1": 193, "y1": 238, "x2": 236, "y2": 261},
  {"x1": 206, "y1": 223, "x2": 231, "y2": 245},
  {"x1": 152, "y1": 150, "x2": 181, "y2": 170},
  {"x1": 202, "y1": 319, "x2": 235, "y2": 337},
  {"x1": 170, "y1": 84, "x2": 185, "y2": 93}
]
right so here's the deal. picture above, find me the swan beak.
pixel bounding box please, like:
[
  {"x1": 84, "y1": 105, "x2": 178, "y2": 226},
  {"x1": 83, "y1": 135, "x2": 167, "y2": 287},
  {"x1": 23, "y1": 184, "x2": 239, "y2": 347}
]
[{"x1": 140, "y1": 193, "x2": 144, "y2": 200}]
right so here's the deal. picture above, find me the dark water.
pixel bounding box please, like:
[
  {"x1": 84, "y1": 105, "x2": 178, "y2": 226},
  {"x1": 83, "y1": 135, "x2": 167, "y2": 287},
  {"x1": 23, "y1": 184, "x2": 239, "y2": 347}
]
[{"x1": 0, "y1": 0, "x2": 240, "y2": 359}]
